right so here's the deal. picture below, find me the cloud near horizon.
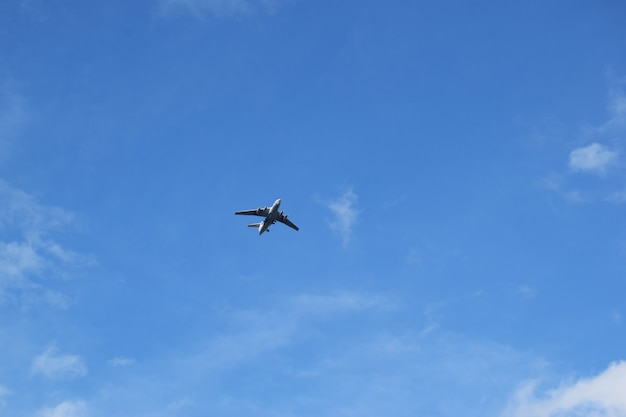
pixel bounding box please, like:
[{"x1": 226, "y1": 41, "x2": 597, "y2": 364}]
[{"x1": 502, "y1": 361, "x2": 626, "y2": 417}]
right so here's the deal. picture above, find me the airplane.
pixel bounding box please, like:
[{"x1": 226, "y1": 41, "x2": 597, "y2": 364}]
[{"x1": 235, "y1": 198, "x2": 299, "y2": 235}]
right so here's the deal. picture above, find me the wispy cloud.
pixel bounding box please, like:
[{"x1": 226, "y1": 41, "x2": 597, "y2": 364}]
[
  {"x1": 31, "y1": 346, "x2": 87, "y2": 380},
  {"x1": 199, "y1": 309, "x2": 294, "y2": 369},
  {"x1": 518, "y1": 285, "x2": 537, "y2": 298},
  {"x1": 420, "y1": 303, "x2": 445, "y2": 336},
  {"x1": 0, "y1": 181, "x2": 94, "y2": 308},
  {"x1": 326, "y1": 189, "x2": 360, "y2": 246},
  {"x1": 0, "y1": 181, "x2": 74, "y2": 238},
  {"x1": 606, "y1": 189, "x2": 626, "y2": 204},
  {"x1": 62, "y1": 291, "x2": 553, "y2": 416},
  {"x1": 159, "y1": 0, "x2": 283, "y2": 19},
  {"x1": 0, "y1": 385, "x2": 9, "y2": 408},
  {"x1": 0, "y1": 86, "x2": 93, "y2": 307},
  {"x1": 189, "y1": 290, "x2": 395, "y2": 372},
  {"x1": 613, "y1": 310, "x2": 622, "y2": 325},
  {"x1": 566, "y1": 79, "x2": 626, "y2": 197},
  {"x1": 0, "y1": 83, "x2": 28, "y2": 161},
  {"x1": 601, "y1": 78, "x2": 626, "y2": 134},
  {"x1": 569, "y1": 142, "x2": 618, "y2": 174},
  {"x1": 502, "y1": 361, "x2": 626, "y2": 417},
  {"x1": 290, "y1": 291, "x2": 395, "y2": 315},
  {"x1": 107, "y1": 357, "x2": 136, "y2": 367},
  {"x1": 165, "y1": 396, "x2": 195, "y2": 413},
  {"x1": 0, "y1": 241, "x2": 45, "y2": 278},
  {"x1": 610, "y1": 93, "x2": 626, "y2": 122},
  {"x1": 35, "y1": 400, "x2": 88, "y2": 417}
]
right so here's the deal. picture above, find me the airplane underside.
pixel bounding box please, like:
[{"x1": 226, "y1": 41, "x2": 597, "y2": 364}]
[
  {"x1": 236, "y1": 198, "x2": 299, "y2": 235},
  {"x1": 248, "y1": 222, "x2": 271, "y2": 234}
]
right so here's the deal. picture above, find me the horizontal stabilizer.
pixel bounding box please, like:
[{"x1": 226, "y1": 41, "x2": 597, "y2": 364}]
[{"x1": 248, "y1": 223, "x2": 261, "y2": 228}]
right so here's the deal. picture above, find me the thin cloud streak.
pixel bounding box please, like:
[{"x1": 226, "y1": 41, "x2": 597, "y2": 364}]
[
  {"x1": 107, "y1": 357, "x2": 136, "y2": 367},
  {"x1": 290, "y1": 291, "x2": 395, "y2": 315},
  {"x1": 159, "y1": 0, "x2": 283, "y2": 18}
]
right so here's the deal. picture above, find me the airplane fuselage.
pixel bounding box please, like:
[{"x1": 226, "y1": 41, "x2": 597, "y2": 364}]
[
  {"x1": 235, "y1": 197, "x2": 298, "y2": 235},
  {"x1": 258, "y1": 198, "x2": 281, "y2": 235}
]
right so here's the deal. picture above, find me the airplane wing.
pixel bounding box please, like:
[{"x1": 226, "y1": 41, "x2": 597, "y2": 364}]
[
  {"x1": 278, "y1": 212, "x2": 299, "y2": 231},
  {"x1": 235, "y1": 207, "x2": 270, "y2": 217}
]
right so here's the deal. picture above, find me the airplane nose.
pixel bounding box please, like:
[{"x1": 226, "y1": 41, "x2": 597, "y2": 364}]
[{"x1": 276, "y1": 198, "x2": 281, "y2": 205}]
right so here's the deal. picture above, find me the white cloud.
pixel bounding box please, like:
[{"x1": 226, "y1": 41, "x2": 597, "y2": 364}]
[
  {"x1": 0, "y1": 241, "x2": 45, "y2": 305},
  {"x1": 0, "y1": 241, "x2": 45, "y2": 278},
  {"x1": 543, "y1": 81, "x2": 626, "y2": 202},
  {"x1": 0, "y1": 180, "x2": 75, "y2": 239},
  {"x1": 31, "y1": 346, "x2": 87, "y2": 380},
  {"x1": 159, "y1": 0, "x2": 282, "y2": 18},
  {"x1": 569, "y1": 143, "x2": 618, "y2": 174},
  {"x1": 326, "y1": 189, "x2": 360, "y2": 246},
  {"x1": 35, "y1": 400, "x2": 88, "y2": 417},
  {"x1": 502, "y1": 361, "x2": 626, "y2": 417}
]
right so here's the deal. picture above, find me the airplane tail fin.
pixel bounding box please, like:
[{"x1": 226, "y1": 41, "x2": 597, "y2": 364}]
[{"x1": 248, "y1": 223, "x2": 261, "y2": 228}]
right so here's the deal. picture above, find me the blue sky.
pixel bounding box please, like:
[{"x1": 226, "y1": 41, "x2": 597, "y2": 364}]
[{"x1": 1, "y1": 0, "x2": 626, "y2": 416}]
